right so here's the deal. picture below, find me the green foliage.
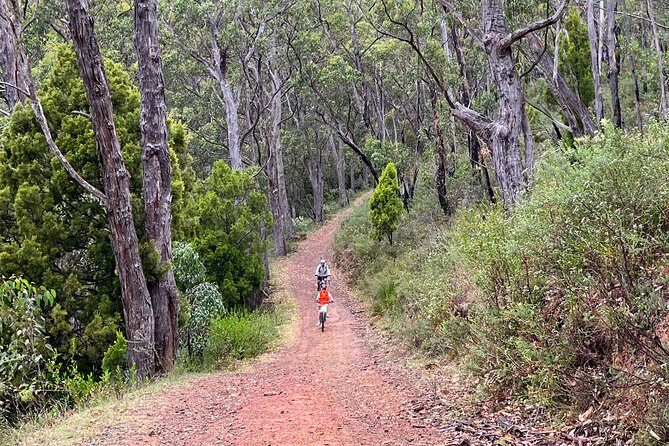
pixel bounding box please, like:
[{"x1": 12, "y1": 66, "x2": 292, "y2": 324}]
[
  {"x1": 336, "y1": 123, "x2": 669, "y2": 437},
  {"x1": 0, "y1": 44, "x2": 194, "y2": 375},
  {"x1": 369, "y1": 163, "x2": 403, "y2": 244},
  {"x1": 172, "y1": 242, "x2": 225, "y2": 360},
  {"x1": 186, "y1": 161, "x2": 271, "y2": 308},
  {"x1": 0, "y1": 277, "x2": 60, "y2": 422},
  {"x1": 101, "y1": 332, "x2": 127, "y2": 377},
  {"x1": 560, "y1": 7, "x2": 594, "y2": 106},
  {"x1": 203, "y1": 309, "x2": 279, "y2": 368}
]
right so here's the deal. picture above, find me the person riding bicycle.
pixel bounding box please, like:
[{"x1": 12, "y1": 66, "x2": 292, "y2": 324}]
[
  {"x1": 314, "y1": 258, "x2": 331, "y2": 290},
  {"x1": 316, "y1": 282, "x2": 334, "y2": 306}
]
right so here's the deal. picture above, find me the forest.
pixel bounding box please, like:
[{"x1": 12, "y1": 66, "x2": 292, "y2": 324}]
[{"x1": 1, "y1": 0, "x2": 669, "y2": 443}]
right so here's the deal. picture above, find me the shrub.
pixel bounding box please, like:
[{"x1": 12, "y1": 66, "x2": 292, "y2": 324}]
[
  {"x1": 102, "y1": 332, "x2": 127, "y2": 378},
  {"x1": 369, "y1": 163, "x2": 403, "y2": 244},
  {"x1": 0, "y1": 277, "x2": 60, "y2": 422},
  {"x1": 203, "y1": 309, "x2": 279, "y2": 368}
]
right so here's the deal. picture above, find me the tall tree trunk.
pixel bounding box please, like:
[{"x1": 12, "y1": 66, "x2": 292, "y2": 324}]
[
  {"x1": 430, "y1": 89, "x2": 450, "y2": 216},
  {"x1": 134, "y1": 0, "x2": 178, "y2": 375},
  {"x1": 646, "y1": 0, "x2": 668, "y2": 119},
  {"x1": 607, "y1": 0, "x2": 623, "y2": 128},
  {"x1": 268, "y1": 33, "x2": 293, "y2": 238},
  {"x1": 65, "y1": 0, "x2": 154, "y2": 378},
  {"x1": 349, "y1": 159, "x2": 356, "y2": 193},
  {"x1": 0, "y1": 0, "x2": 29, "y2": 111},
  {"x1": 586, "y1": 0, "x2": 604, "y2": 124},
  {"x1": 328, "y1": 131, "x2": 348, "y2": 206},
  {"x1": 308, "y1": 148, "x2": 324, "y2": 222}
]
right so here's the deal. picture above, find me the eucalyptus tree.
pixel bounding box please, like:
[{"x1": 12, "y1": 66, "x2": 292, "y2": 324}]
[
  {"x1": 373, "y1": 0, "x2": 569, "y2": 208},
  {"x1": 64, "y1": 0, "x2": 155, "y2": 377},
  {"x1": 134, "y1": 0, "x2": 179, "y2": 374},
  {"x1": 0, "y1": 0, "x2": 30, "y2": 112}
]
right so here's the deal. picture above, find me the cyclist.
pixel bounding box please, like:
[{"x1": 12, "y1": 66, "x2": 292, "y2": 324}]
[
  {"x1": 314, "y1": 258, "x2": 331, "y2": 290},
  {"x1": 316, "y1": 282, "x2": 334, "y2": 326},
  {"x1": 316, "y1": 282, "x2": 334, "y2": 306}
]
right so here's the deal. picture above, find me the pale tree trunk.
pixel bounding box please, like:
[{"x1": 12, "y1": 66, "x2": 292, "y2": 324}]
[
  {"x1": 308, "y1": 148, "x2": 324, "y2": 222},
  {"x1": 208, "y1": 14, "x2": 243, "y2": 170},
  {"x1": 0, "y1": 0, "x2": 29, "y2": 111},
  {"x1": 328, "y1": 131, "x2": 348, "y2": 206},
  {"x1": 607, "y1": 0, "x2": 623, "y2": 128},
  {"x1": 268, "y1": 33, "x2": 294, "y2": 239},
  {"x1": 438, "y1": 0, "x2": 568, "y2": 208},
  {"x1": 586, "y1": 0, "x2": 604, "y2": 124},
  {"x1": 646, "y1": 0, "x2": 668, "y2": 119},
  {"x1": 134, "y1": 0, "x2": 179, "y2": 375},
  {"x1": 65, "y1": 0, "x2": 155, "y2": 378},
  {"x1": 349, "y1": 159, "x2": 356, "y2": 193}
]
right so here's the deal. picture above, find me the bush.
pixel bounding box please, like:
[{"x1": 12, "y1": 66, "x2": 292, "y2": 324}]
[
  {"x1": 102, "y1": 332, "x2": 127, "y2": 378},
  {"x1": 369, "y1": 163, "x2": 403, "y2": 244},
  {"x1": 203, "y1": 309, "x2": 279, "y2": 368},
  {"x1": 0, "y1": 277, "x2": 61, "y2": 423},
  {"x1": 336, "y1": 122, "x2": 669, "y2": 438}
]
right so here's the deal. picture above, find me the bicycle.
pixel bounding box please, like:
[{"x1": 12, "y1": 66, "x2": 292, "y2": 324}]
[
  {"x1": 316, "y1": 275, "x2": 330, "y2": 291},
  {"x1": 317, "y1": 300, "x2": 332, "y2": 332}
]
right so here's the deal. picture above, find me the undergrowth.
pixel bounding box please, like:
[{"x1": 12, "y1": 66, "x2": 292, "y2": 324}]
[{"x1": 333, "y1": 123, "x2": 669, "y2": 443}]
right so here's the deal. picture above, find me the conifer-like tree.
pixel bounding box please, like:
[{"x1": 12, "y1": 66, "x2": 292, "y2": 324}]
[{"x1": 369, "y1": 163, "x2": 403, "y2": 245}]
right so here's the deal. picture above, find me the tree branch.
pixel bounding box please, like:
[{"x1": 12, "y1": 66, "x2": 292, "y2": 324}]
[
  {"x1": 30, "y1": 94, "x2": 107, "y2": 205},
  {"x1": 500, "y1": 0, "x2": 570, "y2": 50}
]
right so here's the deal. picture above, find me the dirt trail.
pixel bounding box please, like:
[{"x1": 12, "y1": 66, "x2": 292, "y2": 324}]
[{"x1": 82, "y1": 199, "x2": 459, "y2": 446}]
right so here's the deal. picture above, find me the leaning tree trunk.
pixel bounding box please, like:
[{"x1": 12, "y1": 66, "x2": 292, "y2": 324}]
[
  {"x1": 0, "y1": 0, "x2": 29, "y2": 111},
  {"x1": 328, "y1": 132, "x2": 349, "y2": 206},
  {"x1": 65, "y1": 0, "x2": 154, "y2": 378},
  {"x1": 586, "y1": 0, "x2": 604, "y2": 124},
  {"x1": 607, "y1": 0, "x2": 623, "y2": 128},
  {"x1": 134, "y1": 0, "x2": 179, "y2": 375},
  {"x1": 646, "y1": 0, "x2": 668, "y2": 120}
]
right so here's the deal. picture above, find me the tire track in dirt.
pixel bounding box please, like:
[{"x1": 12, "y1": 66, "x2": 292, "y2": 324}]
[{"x1": 82, "y1": 197, "x2": 457, "y2": 446}]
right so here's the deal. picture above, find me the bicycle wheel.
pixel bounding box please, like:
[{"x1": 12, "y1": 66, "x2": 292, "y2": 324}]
[{"x1": 319, "y1": 311, "x2": 325, "y2": 332}]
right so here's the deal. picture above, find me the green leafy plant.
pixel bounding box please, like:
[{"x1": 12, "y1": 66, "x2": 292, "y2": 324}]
[{"x1": 369, "y1": 162, "x2": 403, "y2": 244}]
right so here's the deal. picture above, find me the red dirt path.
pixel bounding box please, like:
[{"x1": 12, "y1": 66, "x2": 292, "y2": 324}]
[{"x1": 81, "y1": 200, "x2": 460, "y2": 446}]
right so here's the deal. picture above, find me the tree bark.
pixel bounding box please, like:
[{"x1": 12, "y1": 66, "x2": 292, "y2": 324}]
[
  {"x1": 0, "y1": 0, "x2": 29, "y2": 111},
  {"x1": 586, "y1": 0, "x2": 604, "y2": 124},
  {"x1": 65, "y1": 0, "x2": 155, "y2": 378},
  {"x1": 134, "y1": 0, "x2": 179, "y2": 375},
  {"x1": 645, "y1": 0, "x2": 668, "y2": 120},
  {"x1": 328, "y1": 131, "x2": 348, "y2": 206},
  {"x1": 607, "y1": 0, "x2": 623, "y2": 128},
  {"x1": 349, "y1": 159, "x2": 356, "y2": 193}
]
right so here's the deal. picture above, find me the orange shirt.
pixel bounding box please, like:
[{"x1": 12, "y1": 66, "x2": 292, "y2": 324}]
[{"x1": 317, "y1": 289, "x2": 332, "y2": 305}]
